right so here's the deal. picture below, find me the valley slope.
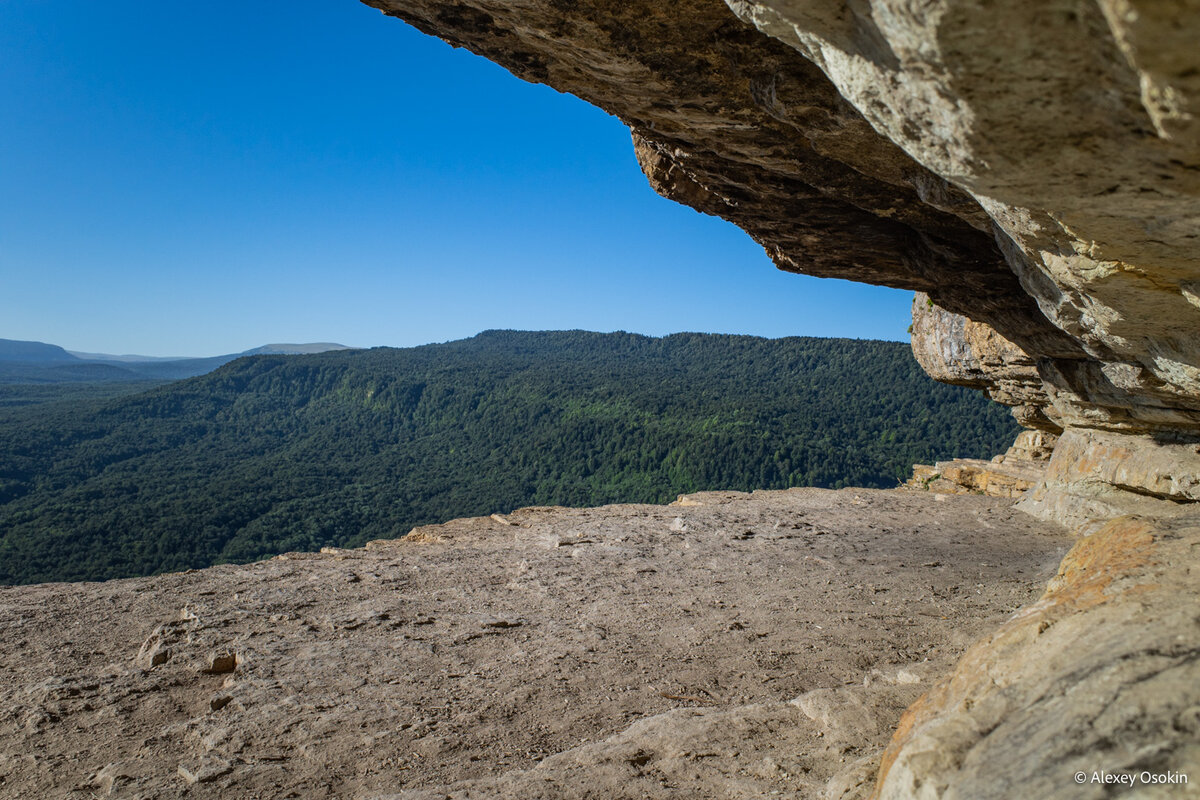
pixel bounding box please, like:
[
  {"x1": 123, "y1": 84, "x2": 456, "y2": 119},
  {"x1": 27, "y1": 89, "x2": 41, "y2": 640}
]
[{"x1": 0, "y1": 330, "x2": 1016, "y2": 584}]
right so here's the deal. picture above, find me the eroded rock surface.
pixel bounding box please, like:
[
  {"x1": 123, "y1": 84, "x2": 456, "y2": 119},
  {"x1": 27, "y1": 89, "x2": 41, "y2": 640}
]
[
  {"x1": 729, "y1": 0, "x2": 1200, "y2": 436},
  {"x1": 0, "y1": 490, "x2": 1068, "y2": 799},
  {"x1": 1019, "y1": 428, "x2": 1200, "y2": 530},
  {"x1": 909, "y1": 293, "x2": 1058, "y2": 433},
  {"x1": 908, "y1": 430, "x2": 1057, "y2": 499},
  {"x1": 873, "y1": 513, "x2": 1200, "y2": 800},
  {"x1": 9, "y1": 2, "x2": 1191, "y2": 797}
]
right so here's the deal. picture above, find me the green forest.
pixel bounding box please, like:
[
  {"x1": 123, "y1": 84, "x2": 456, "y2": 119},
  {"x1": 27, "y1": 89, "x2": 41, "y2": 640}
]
[{"x1": 0, "y1": 330, "x2": 1019, "y2": 584}]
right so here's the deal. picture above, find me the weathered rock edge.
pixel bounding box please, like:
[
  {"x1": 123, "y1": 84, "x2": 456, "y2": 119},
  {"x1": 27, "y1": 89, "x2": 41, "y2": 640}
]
[
  {"x1": 727, "y1": 1, "x2": 1200, "y2": 439},
  {"x1": 872, "y1": 513, "x2": 1200, "y2": 800}
]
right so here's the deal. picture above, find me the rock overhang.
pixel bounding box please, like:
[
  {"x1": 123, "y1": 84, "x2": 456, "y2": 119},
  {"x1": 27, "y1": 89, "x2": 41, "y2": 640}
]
[{"x1": 360, "y1": 0, "x2": 1200, "y2": 517}]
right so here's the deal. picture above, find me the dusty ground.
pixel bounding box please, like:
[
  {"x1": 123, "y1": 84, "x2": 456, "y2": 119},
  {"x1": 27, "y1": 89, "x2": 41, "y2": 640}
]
[{"x1": 0, "y1": 488, "x2": 1070, "y2": 799}]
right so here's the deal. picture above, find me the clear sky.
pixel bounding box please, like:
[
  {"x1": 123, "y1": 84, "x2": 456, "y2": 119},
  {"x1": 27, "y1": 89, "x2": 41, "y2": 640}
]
[{"x1": 0, "y1": 1, "x2": 913, "y2": 357}]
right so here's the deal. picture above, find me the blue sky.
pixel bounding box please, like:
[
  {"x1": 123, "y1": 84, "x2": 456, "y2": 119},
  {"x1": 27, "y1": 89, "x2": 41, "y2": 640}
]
[{"x1": 0, "y1": 1, "x2": 912, "y2": 357}]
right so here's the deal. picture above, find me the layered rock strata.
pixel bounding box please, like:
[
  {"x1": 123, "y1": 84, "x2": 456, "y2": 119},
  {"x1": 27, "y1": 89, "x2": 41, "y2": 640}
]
[
  {"x1": 909, "y1": 293, "x2": 1058, "y2": 433},
  {"x1": 728, "y1": 0, "x2": 1200, "y2": 435},
  {"x1": 908, "y1": 430, "x2": 1057, "y2": 499},
  {"x1": 873, "y1": 513, "x2": 1200, "y2": 800}
]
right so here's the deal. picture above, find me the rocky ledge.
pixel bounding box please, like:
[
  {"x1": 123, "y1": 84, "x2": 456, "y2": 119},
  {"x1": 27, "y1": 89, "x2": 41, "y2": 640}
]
[
  {"x1": 908, "y1": 430, "x2": 1057, "y2": 499},
  {"x1": 0, "y1": 490, "x2": 1071, "y2": 799},
  {"x1": 4, "y1": 490, "x2": 1196, "y2": 798}
]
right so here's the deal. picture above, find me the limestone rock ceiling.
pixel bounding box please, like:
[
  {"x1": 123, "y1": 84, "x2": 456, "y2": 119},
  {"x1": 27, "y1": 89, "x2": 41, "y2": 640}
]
[
  {"x1": 363, "y1": 0, "x2": 1079, "y2": 354},
  {"x1": 364, "y1": 1, "x2": 1200, "y2": 437},
  {"x1": 727, "y1": 0, "x2": 1200, "y2": 434},
  {"x1": 908, "y1": 292, "x2": 1056, "y2": 432}
]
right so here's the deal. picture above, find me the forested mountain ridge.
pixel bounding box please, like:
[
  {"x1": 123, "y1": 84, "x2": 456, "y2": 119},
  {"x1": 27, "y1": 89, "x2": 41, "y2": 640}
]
[{"x1": 0, "y1": 330, "x2": 1019, "y2": 584}]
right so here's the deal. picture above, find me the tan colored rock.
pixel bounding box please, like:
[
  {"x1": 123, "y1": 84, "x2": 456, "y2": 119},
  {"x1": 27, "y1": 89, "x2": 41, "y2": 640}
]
[
  {"x1": 871, "y1": 514, "x2": 1200, "y2": 800},
  {"x1": 908, "y1": 430, "x2": 1057, "y2": 498},
  {"x1": 912, "y1": 459, "x2": 1042, "y2": 499},
  {"x1": 90, "y1": 762, "x2": 135, "y2": 796},
  {"x1": 909, "y1": 294, "x2": 1059, "y2": 433},
  {"x1": 0, "y1": 489, "x2": 1067, "y2": 799},
  {"x1": 729, "y1": 0, "x2": 1200, "y2": 433},
  {"x1": 1002, "y1": 430, "x2": 1058, "y2": 463},
  {"x1": 1020, "y1": 427, "x2": 1200, "y2": 529},
  {"x1": 201, "y1": 652, "x2": 238, "y2": 675},
  {"x1": 134, "y1": 612, "x2": 200, "y2": 670},
  {"x1": 791, "y1": 686, "x2": 884, "y2": 741},
  {"x1": 177, "y1": 757, "x2": 232, "y2": 785},
  {"x1": 134, "y1": 638, "x2": 171, "y2": 670},
  {"x1": 821, "y1": 755, "x2": 880, "y2": 800}
]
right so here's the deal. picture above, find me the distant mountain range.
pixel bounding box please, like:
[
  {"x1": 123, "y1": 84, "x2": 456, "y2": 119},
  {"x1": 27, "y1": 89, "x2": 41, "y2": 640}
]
[{"x1": 0, "y1": 339, "x2": 353, "y2": 383}]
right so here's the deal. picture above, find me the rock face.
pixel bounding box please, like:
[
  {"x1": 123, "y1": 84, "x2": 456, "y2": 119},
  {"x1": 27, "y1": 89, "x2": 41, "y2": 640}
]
[
  {"x1": 908, "y1": 430, "x2": 1057, "y2": 499},
  {"x1": 873, "y1": 513, "x2": 1200, "y2": 800},
  {"x1": 728, "y1": 1, "x2": 1200, "y2": 433},
  {"x1": 909, "y1": 294, "x2": 1058, "y2": 433},
  {"x1": 349, "y1": 2, "x2": 1200, "y2": 798},
  {"x1": 1019, "y1": 427, "x2": 1200, "y2": 529}
]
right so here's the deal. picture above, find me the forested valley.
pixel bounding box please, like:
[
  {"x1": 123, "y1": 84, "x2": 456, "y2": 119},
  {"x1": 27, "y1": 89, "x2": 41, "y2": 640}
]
[{"x1": 0, "y1": 330, "x2": 1019, "y2": 584}]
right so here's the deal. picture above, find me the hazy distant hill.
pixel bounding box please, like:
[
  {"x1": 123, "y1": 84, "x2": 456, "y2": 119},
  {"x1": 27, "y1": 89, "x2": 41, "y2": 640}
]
[
  {"x1": 66, "y1": 350, "x2": 193, "y2": 363},
  {"x1": 0, "y1": 338, "x2": 352, "y2": 385},
  {"x1": 0, "y1": 339, "x2": 81, "y2": 363},
  {"x1": 69, "y1": 342, "x2": 353, "y2": 361},
  {"x1": 0, "y1": 331, "x2": 1021, "y2": 584},
  {"x1": 244, "y1": 343, "x2": 354, "y2": 356}
]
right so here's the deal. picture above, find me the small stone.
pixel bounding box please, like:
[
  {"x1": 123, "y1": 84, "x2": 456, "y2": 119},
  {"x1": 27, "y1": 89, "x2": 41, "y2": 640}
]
[
  {"x1": 134, "y1": 626, "x2": 172, "y2": 670},
  {"x1": 91, "y1": 762, "x2": 134, "y2": 795},
  {"x1": 201, "y1": 652, "x2": 238, "y2": 674},
  {"x1": 177, "y1": 757, "x2": 232, "y2": 785}
]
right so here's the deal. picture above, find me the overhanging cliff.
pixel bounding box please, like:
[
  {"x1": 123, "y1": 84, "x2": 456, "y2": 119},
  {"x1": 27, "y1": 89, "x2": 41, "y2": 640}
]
[
  {"x1": 354, "y1": 3, "x2": 1200, "y2": 797},
  {"x1": 363, "y1": 0, "x2": 1200, "y2": 525}
]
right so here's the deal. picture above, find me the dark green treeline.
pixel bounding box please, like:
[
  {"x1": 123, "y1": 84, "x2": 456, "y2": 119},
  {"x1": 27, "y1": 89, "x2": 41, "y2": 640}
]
[{"x1": 0, "y1": 330, "x2": 1019, "y2": 584}]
